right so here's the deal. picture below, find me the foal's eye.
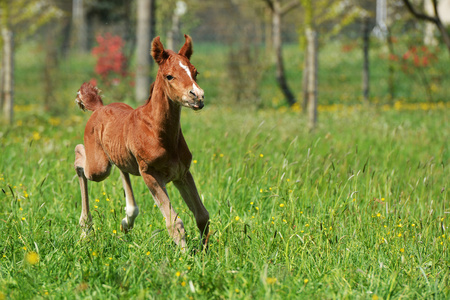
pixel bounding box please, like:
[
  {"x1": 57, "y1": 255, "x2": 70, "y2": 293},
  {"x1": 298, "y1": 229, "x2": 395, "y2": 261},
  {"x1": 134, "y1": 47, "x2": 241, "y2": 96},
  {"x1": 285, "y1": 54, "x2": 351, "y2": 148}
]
[{"x1": 166, "y1": 75, "x2": 174, "y2": 81}]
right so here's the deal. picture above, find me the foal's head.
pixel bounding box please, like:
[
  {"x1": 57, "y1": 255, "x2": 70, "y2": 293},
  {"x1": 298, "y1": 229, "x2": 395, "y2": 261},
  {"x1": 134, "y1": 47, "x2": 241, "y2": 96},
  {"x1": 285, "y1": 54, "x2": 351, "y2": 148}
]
[{"x1": 151, "y1": 35, "x2": 204, "y2": 110}]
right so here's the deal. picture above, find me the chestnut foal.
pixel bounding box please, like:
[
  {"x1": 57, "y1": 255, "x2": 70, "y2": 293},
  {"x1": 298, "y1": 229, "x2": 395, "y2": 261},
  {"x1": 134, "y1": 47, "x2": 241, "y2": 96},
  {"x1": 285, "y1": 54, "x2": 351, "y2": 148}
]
[{"x1": 74, "y1": 35, "x2": 209, "y2": 250}]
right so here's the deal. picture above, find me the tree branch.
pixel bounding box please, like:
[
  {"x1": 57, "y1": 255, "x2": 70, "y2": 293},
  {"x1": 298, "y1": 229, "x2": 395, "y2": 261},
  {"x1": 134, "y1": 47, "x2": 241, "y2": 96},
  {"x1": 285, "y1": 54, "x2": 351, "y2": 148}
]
[
  {"x1": 281, "y1": 0, "x2": 300, "y2": 16},
  {"x1": 263, "y1": 0, "x2": 274, "y2": 12},
  {"x1": 402, "y1": 0, "x2": 438, "y2": 25}
]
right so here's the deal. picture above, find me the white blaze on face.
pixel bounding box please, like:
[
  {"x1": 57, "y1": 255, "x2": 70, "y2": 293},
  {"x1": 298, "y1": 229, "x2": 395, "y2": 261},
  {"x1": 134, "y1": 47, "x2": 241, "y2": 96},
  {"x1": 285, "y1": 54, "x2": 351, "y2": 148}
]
[
  {"x1": 179, "y1": 61, "x2": 203, "y2": 99},
  {"x1": 179, "y1": 61, "x2": 193, "y2": 80}
]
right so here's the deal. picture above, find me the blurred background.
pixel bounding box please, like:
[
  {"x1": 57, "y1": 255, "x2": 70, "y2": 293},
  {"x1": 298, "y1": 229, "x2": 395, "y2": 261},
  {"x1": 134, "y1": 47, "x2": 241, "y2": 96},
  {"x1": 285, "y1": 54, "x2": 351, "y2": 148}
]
[{"x1": 1, "y1": 0, "x2": 449, "y2": 126}]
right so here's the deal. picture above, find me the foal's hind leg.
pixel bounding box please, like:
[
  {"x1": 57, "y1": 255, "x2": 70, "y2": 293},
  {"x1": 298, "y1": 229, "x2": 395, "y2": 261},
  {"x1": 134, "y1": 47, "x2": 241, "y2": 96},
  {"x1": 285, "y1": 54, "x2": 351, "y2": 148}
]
[
  {"x1": 74, "y1": 144, "x2": 93, "y2": 235},
  {"x1": 119, "y1": 170, "x2": 139, "y2": 232},
  {"x1": 74, "y1": 143, "x2": 112, "y2": 236}
]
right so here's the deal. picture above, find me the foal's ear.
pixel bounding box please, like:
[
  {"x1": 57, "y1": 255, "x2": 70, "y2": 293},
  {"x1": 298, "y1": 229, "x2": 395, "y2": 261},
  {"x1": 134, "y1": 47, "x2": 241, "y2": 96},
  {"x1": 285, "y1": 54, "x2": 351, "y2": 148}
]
[
  {"x1": 178, "y1": 34, "x2": 193, "y2": 60},
  {"x1": 151, "y1": 36, "x2": 169, "y2": 64}
]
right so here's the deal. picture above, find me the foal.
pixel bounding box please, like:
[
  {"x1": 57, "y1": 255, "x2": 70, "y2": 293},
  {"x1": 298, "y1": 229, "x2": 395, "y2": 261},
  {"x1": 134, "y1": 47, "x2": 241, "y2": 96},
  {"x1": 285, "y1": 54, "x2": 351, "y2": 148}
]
[{"x1": 74, "y1": 35, "x2": 209, "y2": 249}]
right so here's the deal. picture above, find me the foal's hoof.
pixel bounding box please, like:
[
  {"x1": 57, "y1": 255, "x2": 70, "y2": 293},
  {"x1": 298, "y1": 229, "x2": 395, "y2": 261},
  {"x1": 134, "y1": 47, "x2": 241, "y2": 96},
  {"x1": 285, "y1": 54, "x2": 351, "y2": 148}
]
[
  {"x1": 120, "y1": 218, "x2": 132, "y2": 233},
  {"x1": 79, "y1": 226, "x2": 94, "y2": 240}
]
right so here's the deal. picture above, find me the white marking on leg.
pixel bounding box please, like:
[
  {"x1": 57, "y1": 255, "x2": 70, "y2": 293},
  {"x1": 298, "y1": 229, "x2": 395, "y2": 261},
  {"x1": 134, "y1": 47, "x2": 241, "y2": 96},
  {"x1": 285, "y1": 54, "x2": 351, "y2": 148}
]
[{"x1": 179, "y1": 61, "x2": 192, "y2": 80}]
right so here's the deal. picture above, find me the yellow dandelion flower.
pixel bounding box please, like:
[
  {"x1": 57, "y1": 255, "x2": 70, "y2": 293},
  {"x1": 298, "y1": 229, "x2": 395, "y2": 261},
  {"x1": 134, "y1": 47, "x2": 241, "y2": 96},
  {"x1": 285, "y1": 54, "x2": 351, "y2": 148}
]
[
  {"x1": 412, "y1": 224, "x2": 415, "y2": 227},
  {"x1": 372, "y1": 295, "x2": 379, "y2": 300},
  {"x1": 19, "y1": 207, "x2": 23, "y2": 211},
  {"x1": 106, "y1": 198, "x2": 110, "y2": 202},
  {"x1": 92, "y1": 251, "x2": 97, "y2": 256},
  {"x1": 305, "y1": 224, "x2": 309, "y2": 227},
  {"x1": 400, "y1": 248, "x2": 405, "y2": 253},
  {"x1": 32, "y1": 132, "x2": 41, "y2": 141},
  {"x1": 250, "y1": 202, "x2": 254, "y2": 205},
  {"x1": 25, "y1": 251, "x2": 39, "y2": 265},
  {"x1": 219, "y1": 154, "x2": 224, "y2": 158},
  {"x1": 22, "y1": 217, "x2": 26, "y2": 221},
  {"x1": 113, "y1": 230, "x2": 117, "y2": 234},
  {"x1": 193, "y1": 160, "x2": 198, "y2": 164},
  {"x1": 94, "y1": 205, "x2": 98, "y2": 209},
  {"x1": 259, "y1": 154, "x2": 264, "y2": 158},
  {"x1": 255, "y1": 207, "x2": 259, "y2": 211},
  {"x1": 381, "y1": 198, "x2": 385, "y2": 201},
  {"x1": 146, "y1": 251, "x2": 150, "y2": 256},
  {"x1": 304, "y1": 279, "x2": 309, "y2": 284},
  {"x1": 175, "y1": 271, "x2": 181, "y2": 277},
  {"x1": 181, "y1": 281, "x2": 186, "y2": 287},
  {"x1": 23, "y1": 247, "x2": 27, "y2": 251},
  {"x1": 235, "y1": 288, "x2": 240, "y2": 293},
  {"x1": 279, "y1": 203, "x2": 285, "y2": 208},
  {"x1": 235, "y1": 216, "x2": 240, "y2": 221},
  {"x1": 397, "y1": 233, "x2": 402, "y2": 237},
  {"x1": 260, "y1": 188, "x2": 263, "y2": 193},
  {"x1": 187, "y1": 266, "x2": 191, "y2": 270},
  {"x1": 95, "y1": 199, "x2": 100, "y2": 202},
  {"x1": 376, "y1": 213, "x2": 381, "y2": 217},
  {"x1": 266, "y1": 277, "x2": 277, "y2": 284}
]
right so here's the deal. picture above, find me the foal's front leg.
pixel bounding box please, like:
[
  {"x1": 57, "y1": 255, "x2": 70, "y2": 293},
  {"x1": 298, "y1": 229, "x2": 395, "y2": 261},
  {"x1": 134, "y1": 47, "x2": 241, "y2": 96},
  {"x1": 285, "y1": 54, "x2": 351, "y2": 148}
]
[
  {"x1": 173, "y1": 171, "x2": 210, "y2": 246},
  {"x1": 119, "y1": 170, "x2": 139, "y2": 232},
  {"x1": 141, "y1": 172, "x2": 187, "y2": 249}
]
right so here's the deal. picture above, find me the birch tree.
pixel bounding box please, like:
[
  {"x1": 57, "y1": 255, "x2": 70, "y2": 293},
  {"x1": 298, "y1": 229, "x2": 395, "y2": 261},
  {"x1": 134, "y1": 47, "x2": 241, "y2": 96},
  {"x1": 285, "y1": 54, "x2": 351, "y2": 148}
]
[{"x1": 135, "y1": 0, "x2": 156, "y2": 103}]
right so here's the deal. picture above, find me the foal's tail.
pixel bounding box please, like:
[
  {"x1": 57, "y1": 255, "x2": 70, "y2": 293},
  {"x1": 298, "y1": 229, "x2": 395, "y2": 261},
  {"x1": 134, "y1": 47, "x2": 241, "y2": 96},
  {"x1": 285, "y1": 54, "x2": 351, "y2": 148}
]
[{"x1": 75, "y1": 82, "x2": 104, "y2": 112}]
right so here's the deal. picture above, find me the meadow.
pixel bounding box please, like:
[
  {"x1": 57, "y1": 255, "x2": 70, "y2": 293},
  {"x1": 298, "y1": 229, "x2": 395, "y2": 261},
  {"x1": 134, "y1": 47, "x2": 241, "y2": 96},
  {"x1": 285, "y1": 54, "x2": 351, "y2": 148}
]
[{"x1": 1, "y1": 41, "x2": 449, "y2": 299}]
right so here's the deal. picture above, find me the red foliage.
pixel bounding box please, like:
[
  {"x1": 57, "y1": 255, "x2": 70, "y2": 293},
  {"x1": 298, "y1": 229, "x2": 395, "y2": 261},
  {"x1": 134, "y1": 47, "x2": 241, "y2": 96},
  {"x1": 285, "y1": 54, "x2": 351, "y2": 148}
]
[
  {"x1": 401, "y1": 45, "x2": 437, "y2": 69},
  {"x1": 91, "y1": 33, "x2": 128, "y2": 84}
]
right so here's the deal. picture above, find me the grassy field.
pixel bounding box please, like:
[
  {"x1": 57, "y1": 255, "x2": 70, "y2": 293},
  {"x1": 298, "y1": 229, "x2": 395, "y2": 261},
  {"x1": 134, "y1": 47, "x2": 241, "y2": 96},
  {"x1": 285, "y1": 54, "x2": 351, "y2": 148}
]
[{"x1": 1, "y1": 41, "x2": 450, "y2": 298}]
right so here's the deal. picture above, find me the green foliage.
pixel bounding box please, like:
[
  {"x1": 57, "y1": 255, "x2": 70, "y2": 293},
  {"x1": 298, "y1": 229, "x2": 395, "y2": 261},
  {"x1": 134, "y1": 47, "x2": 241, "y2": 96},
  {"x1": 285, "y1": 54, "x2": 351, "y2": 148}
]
[
  {"x1": 1, "y1": 95, "x2": 449, "y2": 298},
  {"x1": 0, "y1": 0, "x2": 63, "y2": 42}
]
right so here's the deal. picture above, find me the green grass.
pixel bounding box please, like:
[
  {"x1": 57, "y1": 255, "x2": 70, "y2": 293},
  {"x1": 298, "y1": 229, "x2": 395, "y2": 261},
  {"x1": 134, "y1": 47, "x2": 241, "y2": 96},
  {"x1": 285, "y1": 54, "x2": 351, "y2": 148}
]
[
  {"x1": 1, "y1": 104, "x2": 449, "y2": 299},
  {"x1": 1, "y1": 41, "x2": 449, "y2": 298}
]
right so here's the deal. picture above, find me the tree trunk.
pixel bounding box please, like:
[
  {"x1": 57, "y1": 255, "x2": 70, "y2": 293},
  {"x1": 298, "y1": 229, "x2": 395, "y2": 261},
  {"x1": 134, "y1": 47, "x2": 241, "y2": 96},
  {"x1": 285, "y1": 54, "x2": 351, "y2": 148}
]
[
  {"x1": 135, "y1": 0, "x2": 155, "y2": 103},
  {"x1": 386, "y1": 27, "x2": 395, "y2": 102},
  {"x1": 44, "y1": 25, "x2": 58, "y2": 112},
  {"x1": 265, "y1": 7, "x2": 273, "y2": 59},
  {"x1": 272, "y1": 0, "x2": 296, "y2": 106},
  {"x1": 362, "y1": 17, "x2": 370, "y2": 103},
  {"x1": 72, "y1": 0, "x2": 88, "y2": 52},
  {"x1": 302, "y1": 49, "x2": 309, "y2": 112},
  {"x1": 2, "y1": 28, "x2": 14, "y2": 125},
  {"x1": 167, "y1": 12, "x2": 180, "y2": 51},
  {"x1": 306, "y1": 28, "x2": 317, "y2": 131}
]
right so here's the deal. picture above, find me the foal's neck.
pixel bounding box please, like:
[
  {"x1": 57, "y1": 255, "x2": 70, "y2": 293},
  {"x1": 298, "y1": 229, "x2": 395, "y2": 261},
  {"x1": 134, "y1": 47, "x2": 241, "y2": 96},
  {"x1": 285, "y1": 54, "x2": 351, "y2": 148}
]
[{"x1": 139, "y1": 79, "x2": 182, "y2": 147}]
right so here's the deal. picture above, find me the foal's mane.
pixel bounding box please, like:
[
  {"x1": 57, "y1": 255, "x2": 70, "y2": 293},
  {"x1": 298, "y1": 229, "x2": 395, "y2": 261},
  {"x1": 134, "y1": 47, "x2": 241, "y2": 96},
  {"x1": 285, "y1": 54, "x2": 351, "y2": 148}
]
[{"x1": 145, "y1": 82, "x2": 156, "y2": 104}]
